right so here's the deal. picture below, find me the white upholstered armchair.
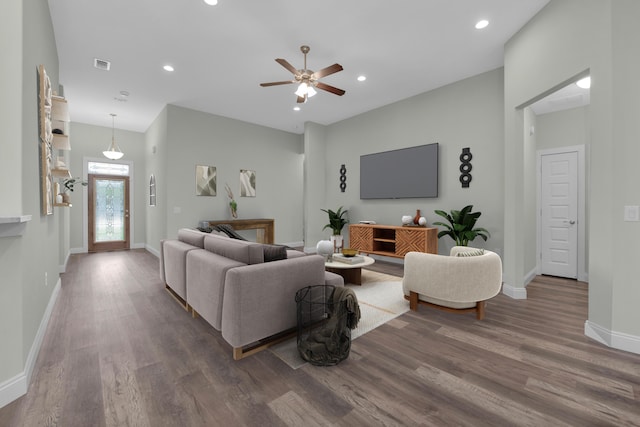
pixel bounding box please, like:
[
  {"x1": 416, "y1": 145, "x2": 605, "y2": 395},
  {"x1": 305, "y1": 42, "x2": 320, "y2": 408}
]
[{"x1": 402, "y1": 246, "x2": 503, "y2": 320}]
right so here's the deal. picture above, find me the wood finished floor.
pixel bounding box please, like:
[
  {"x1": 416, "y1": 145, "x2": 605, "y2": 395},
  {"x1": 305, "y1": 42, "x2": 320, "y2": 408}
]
[{"x1": 2, "y1": 249, "x2": 640, "y2": 426}]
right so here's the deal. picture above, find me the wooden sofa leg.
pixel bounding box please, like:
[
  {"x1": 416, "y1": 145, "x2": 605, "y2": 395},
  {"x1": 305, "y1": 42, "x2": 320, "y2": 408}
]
[
  {"x1": 476, "y1": 301, "x2": 485, "y2": 320},
  {"x1": 409, "y1": 291, "x2": 419, "y2": 311}
]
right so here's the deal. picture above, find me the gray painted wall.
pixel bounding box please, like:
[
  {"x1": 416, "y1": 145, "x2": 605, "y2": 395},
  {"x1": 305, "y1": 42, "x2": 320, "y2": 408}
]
[
  {"x1": 0, "y1": 0, "x2": 61, "y2": 397},
  {"x1": 505, "y1": 0, "x2": 640, "y2": 347},
  {"x1": 67, "y1": 122, "x2": 147, "y2": 251},
  {"x1": 145, "y1": 105, "x2": 305, "y2": 253},
  {"x1": 318, "y1": 69, "x2": 505, "y2": 256}
]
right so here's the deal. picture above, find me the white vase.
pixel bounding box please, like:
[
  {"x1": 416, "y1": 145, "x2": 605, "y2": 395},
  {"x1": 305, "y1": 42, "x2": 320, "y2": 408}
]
[
  {"x1": 316, "y1": 240, "x2": 334, "y2": 261},
  {"x1": 330, "y1": 234, "x2": 344, "y2": 253}
]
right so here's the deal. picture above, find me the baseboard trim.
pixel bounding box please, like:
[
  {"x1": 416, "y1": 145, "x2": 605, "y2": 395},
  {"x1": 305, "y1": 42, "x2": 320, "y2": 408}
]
[
  {"x1": 145, "y1": 244, "x2": 160, "y2": 258},
  {"x1": 584, "y1": 320, "x2": 640, "y2": 355},
  {"x1": 524, "y1": 267, "x2": 537, "y2": 286},
  {"x1": 0, "y1": 278, "x2": 61, "y2": 408},
  {"x1": 502, "y1": 283, "x2": 527, "y2": 299}
]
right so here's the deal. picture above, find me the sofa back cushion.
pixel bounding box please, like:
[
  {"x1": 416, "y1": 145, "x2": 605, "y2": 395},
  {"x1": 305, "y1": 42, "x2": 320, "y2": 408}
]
[
  {"x1": 177, "y1": 228, "x2": 206, "y2": 248},
  {"x1": 204, "y1": 234, "x2": 264, "y2": 264}
]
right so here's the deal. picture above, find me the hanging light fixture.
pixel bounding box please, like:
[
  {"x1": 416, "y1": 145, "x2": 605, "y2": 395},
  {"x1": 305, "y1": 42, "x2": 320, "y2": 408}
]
[
  {"x1": 294, "y1": 82, "x2": 317, "y2": 99},
  {"x1": 103, "y1": 113, "x2": 124, "y2": 160}
]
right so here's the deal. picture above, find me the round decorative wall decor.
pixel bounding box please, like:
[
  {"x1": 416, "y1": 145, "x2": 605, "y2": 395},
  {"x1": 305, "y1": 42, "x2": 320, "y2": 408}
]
[
  {"x1": 339, "y1": 164, "x2": 347, "y2": 192},
  {"x1": 459, "y1": 147, "x2": 472, "y2": 188}
]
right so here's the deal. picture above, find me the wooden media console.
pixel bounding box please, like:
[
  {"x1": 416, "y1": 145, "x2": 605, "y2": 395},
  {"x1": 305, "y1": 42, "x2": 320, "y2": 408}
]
[{"x1": 349, "y1": 224, "x2": 438, "y2": 258}]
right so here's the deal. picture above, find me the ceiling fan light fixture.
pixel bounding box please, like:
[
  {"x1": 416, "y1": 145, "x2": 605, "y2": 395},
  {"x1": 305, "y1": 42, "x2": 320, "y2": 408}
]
[
  {"x1": 307, "y1": 85, "x2": 317, "y2": 98},
  {"x1": 295, "y1": 83, "x2": 308, "y2": 97},
  {"x1": 103, "y1": 113, "x2": 124, "y2": 160}
]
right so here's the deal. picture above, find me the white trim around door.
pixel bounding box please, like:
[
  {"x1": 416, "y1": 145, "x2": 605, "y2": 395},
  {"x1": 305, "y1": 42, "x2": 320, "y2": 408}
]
[{"x1": 536, "y1": 145, "x2": 587, "y2": 282}]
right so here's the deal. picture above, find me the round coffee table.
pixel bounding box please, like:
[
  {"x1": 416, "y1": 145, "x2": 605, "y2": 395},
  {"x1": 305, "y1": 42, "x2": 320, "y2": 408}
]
[{"x1": 324, "y1": 255, "x2": 375, "y2": 285}]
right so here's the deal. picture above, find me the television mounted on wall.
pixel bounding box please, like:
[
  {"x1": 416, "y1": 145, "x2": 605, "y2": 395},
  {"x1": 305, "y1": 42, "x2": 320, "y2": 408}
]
[{"x1": 360, "y1": 143, "x2": 439, "y2": 199}]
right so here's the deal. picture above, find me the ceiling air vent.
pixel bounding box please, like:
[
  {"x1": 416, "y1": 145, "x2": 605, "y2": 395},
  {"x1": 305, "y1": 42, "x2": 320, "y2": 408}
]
[{"x1": 93, "y1": 58, "x2": 111, "y2": 71}]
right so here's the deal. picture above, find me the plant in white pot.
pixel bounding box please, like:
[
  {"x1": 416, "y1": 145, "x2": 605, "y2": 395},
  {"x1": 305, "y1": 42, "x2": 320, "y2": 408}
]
[{"x1": 321, "y1": 206, "x2": 348, "y2": 252}]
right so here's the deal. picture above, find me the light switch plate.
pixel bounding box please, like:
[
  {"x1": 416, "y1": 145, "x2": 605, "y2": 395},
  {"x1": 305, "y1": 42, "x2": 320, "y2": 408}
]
[{"x1": 624, "y1": 205, "x2": 639, "y2": 222}]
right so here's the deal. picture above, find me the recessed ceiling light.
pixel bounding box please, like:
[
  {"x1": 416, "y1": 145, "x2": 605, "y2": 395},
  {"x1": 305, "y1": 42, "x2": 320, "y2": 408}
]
[
  {"x1": 204, "y1": 0, "x2": 218, "y2": 5},
  {"x1": 119, "y1": 90, "x2": 130, "y2": 97},
  {"x1": 293, "y1": 106, "x2": 301, "y2": 111},
  {"x1": 357, "y1": 75, "x2": 367, "y2": 82},
  {"x1": 475, "y1": 19, "x2": 489, "y2": 29},
  {"x1": 576, "y1": 76, "x2": 591, "y2": 89},
  {"x1": 163, "y1": 65, "x2": 174, "y2": 72}
]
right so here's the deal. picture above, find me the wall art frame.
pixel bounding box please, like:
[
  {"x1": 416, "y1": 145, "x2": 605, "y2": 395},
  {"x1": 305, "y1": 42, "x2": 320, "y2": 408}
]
[
  {"x1": 38, "y1": 64, "x2": 54, "y2": 215},
  {"x1": 240, "y1": 169, "x2": 256, "y2": 197},
  {"x1": 195, "y1": 165, "x2": 217, "y2": 196}
]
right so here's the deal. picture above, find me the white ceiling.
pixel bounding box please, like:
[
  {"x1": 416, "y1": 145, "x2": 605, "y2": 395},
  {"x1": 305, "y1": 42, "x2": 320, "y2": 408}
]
[{"x1": 47, "y1": 0, "x2": 550, "y2": 134}]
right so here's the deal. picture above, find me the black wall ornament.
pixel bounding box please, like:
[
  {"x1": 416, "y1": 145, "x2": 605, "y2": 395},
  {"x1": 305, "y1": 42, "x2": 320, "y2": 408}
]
[
  {"x1": 459, "y1": 147, "x2": 472, "y2": 188},
  {"x1": 339, "y1": 164, "x2": 347, "y2": 192}
]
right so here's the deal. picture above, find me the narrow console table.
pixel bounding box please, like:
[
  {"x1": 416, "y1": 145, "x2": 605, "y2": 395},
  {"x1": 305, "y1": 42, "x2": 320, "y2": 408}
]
[
  {"x1": 349, "y1": 224, "x2": 438, "y2": 258},
  {"x1": 208, "y1": 218, "x2": 275, "y2": 244}
]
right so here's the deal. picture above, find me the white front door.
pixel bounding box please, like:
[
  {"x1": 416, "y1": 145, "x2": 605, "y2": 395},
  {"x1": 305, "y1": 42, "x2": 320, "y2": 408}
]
[{"x1": 540, "y1": 151, "x2": 578, "y2": 278}]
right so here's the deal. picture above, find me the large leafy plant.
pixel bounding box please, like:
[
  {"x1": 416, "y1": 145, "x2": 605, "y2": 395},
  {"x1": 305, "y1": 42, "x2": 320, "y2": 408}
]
[
  {"x1": 321, "y1": 206, "x2": 348, "y2": 235},
  {"x1": 433, "y1": 205, "x2": 490, "y2": 246}
]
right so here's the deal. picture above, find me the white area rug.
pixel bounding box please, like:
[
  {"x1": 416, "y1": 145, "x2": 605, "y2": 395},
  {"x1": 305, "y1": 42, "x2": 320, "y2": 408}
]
[{"x1": 270, "y1": 270, "x2": 408, "y2": 369}]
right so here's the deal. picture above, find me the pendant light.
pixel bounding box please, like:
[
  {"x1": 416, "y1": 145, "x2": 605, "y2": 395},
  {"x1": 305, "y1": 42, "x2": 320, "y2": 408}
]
[{"x1": 103, "y1": 113, "x2": 124, "y2": 160}]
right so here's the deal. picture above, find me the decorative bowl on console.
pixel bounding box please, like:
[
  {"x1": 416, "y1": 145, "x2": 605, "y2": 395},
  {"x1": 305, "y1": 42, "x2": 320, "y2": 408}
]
[{"x1": 342, "y1": 248, "x2": 358, "y2": 257}]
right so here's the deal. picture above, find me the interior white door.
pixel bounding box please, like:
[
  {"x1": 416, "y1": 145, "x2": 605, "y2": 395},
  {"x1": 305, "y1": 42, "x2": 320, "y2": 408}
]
[{"x1": 540, "y1": 151, "x2": 578, "y2": 278}]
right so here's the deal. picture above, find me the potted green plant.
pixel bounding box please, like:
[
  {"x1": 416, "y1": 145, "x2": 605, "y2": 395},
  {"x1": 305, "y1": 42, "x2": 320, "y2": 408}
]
[
  {"x1": 224, "y1": 183, "x2": 238, "y2": 219},
  {"x1": 433, "y1": 205, "x2": 490, "y2": 246},
  {"x1": 321, "y1": 206, "x2": 348, "y2": 252},
  {"x1": 61, "y1": 177, "x2": 88, "y2": 203}
]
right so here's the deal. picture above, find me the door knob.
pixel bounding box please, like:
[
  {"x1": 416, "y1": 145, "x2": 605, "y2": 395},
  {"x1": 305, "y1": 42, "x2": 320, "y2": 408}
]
[{"x1": 569, "y1": 220, "x2": 576, "y2": 225}]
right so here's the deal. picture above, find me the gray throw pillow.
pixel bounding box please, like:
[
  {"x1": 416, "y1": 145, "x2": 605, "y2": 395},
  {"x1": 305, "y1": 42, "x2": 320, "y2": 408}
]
[
  {"x1": 262, "y1": 244, "x2": 288, "y2": 262},
  {"x1": 456, "y1": 248, "x2": 485, "y2": 257}
]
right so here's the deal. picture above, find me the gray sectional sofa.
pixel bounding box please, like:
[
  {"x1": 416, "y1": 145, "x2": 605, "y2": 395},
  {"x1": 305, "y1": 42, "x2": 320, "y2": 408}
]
[{"x1": 160, "y1": 228, "x2": 344, "y2": 359}]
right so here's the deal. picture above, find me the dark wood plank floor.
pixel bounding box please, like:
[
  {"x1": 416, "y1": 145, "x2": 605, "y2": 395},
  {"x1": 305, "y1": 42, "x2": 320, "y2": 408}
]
[{"x1": 2, "y1": 250, "x2": 640, "y2": 426}]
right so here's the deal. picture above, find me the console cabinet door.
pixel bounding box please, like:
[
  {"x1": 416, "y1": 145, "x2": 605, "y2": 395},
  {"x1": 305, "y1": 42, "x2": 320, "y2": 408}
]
[{"x1": 349, "y1": 225, "x2": 373, "y2": 252}]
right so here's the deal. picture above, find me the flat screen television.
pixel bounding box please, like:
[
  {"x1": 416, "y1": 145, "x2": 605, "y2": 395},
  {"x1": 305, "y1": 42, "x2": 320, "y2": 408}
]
[{"x1": 360, "y1": 143, "x2": 438, "y2": 199}]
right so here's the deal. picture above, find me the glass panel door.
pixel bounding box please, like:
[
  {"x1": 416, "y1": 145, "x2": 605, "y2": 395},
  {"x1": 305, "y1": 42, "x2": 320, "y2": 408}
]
[{"x1": 88, "y1": 174, "x2": 130, "y2": 252}]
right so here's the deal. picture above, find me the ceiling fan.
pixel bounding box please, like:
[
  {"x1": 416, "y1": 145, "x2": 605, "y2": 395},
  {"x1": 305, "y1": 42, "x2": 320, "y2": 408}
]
[{"x1": 260, "y1": 45, "x2": 345, "y2": 103}]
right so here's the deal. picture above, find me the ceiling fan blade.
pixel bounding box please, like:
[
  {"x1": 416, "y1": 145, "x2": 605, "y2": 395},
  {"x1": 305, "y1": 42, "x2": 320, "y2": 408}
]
[
  {"x1": 315, "y1": 81, "x2": 346, "y2": 96},
  {"x1": 275, "y1": 58, "x2": 299, "y2": 76},
  {"x1": 313, "y1": 63, "x2": 343, "y2": 79},
  {"x1": 260, "y1": 81, "x2": 294, "y2": 87},
  {"x1": 296, "y1": 95, "x2": 306, "y2": 103}
]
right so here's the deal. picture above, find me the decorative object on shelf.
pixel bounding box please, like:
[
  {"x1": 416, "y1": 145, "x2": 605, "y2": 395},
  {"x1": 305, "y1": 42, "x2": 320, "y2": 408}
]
[
  {"x1": 38, "y1": 64, "x2": 54, "y2": 215},
  {"x1": 240, "y1": 169, "x2": 256, "y2": 197},
  {"x1": 401, "y1": 215, "x2": 413, "y2": 225},
  {"x1": 433, "y1": 205, "x2": 490, "y2": 246},
  {"x1": 103, "y1": 113, "x2": 124, "y2": 160},
  {"x1": 339, "y1": 164, "x2": 347, "y2": 192},
  {"x1": 225, "y1": 183, "x2": 238, "y2": 219},
  {"x1": 321, "y1": 206, "x2": 349, "y2": 253},
  {"x1": 418, "y1": 216, "x2": 427, "y2": 226},
  {"x1": 413, "y1": 209, "x2": 421, "y2": 225},
  {"x1": 316, "y1": 240, "x2": 334, "y2": 261},
  {"x1": 61, "y1": 176, "x2": 87, "y2": 203},
  {"x1": 195, "y1": 165, "x2": 216, "y2": 196},
  {"x1": 459, "y1": 147, "x2": 472, "y2": 188}
]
